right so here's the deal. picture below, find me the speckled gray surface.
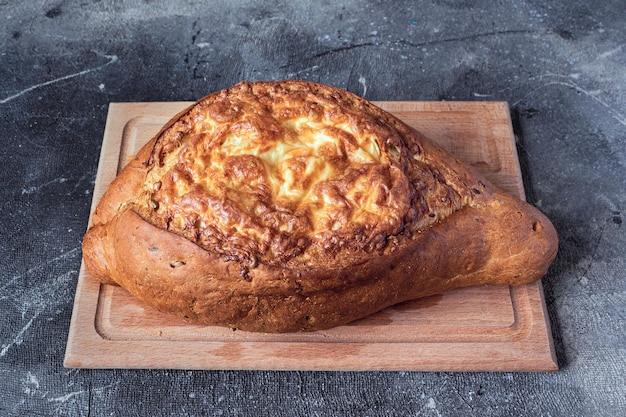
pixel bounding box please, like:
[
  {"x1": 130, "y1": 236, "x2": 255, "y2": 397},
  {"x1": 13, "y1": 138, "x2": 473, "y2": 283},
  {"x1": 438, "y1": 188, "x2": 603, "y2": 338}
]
[{"x1": 1, "y1": 1, "x2": 625, "y2": 415}]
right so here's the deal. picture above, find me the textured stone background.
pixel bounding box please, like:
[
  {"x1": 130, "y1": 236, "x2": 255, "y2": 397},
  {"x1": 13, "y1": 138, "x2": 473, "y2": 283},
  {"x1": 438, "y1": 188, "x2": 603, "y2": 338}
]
[{"x1": 1, "y1": 1, "x2": 624, "y2": 415}]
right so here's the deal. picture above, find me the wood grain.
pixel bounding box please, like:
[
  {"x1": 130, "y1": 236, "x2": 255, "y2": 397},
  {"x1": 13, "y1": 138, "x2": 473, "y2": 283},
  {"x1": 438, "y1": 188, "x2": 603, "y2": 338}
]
[{"x1": 64, "y1": 101, "x2": 557, "y2": 371}]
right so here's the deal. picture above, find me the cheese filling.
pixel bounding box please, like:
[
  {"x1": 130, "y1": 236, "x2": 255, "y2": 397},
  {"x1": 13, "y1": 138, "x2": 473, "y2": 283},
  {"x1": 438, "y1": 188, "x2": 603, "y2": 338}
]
[{"x1": 134, "y1": 81, "x2": 467, "y2": 266}]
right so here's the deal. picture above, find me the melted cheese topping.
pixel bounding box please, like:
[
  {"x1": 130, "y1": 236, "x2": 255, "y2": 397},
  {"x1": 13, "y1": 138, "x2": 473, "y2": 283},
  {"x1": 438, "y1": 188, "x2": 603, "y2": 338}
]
[{"x1": 134, "y1": 81, "x2": 468, "y2": 266}]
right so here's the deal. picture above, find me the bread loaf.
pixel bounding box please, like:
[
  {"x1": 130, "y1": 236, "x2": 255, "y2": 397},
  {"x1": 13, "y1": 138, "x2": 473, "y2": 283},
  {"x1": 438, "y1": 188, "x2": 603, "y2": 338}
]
[{"x1": 82, "y1": 80, "x2": 558, "y2": 332}]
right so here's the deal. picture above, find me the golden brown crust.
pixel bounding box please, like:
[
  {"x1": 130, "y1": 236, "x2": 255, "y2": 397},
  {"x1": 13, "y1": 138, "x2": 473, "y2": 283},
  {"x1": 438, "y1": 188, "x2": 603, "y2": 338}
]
[{"x1": 82, "y1": 80, "x2": 558, "y2": 332}]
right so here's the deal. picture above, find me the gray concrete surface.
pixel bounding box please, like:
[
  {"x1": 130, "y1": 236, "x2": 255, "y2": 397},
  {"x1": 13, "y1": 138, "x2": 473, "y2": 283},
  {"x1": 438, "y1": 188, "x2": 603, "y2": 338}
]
[{"x1": 1, "y1": 1, "x2": 624, "y2": 415}]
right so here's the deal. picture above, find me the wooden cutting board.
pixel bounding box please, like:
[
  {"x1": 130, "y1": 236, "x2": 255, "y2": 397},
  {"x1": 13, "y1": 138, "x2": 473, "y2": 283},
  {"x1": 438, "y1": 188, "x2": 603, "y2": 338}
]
[{"x1": 64, "y1": 101, "x2": 557, "y2": 371}]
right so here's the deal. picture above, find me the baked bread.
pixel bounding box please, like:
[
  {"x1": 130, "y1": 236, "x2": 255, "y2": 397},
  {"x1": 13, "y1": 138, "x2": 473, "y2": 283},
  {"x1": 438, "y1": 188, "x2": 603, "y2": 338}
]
[{"x1": 82, "y1": 80, "x2": 558, "y2": 332}]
